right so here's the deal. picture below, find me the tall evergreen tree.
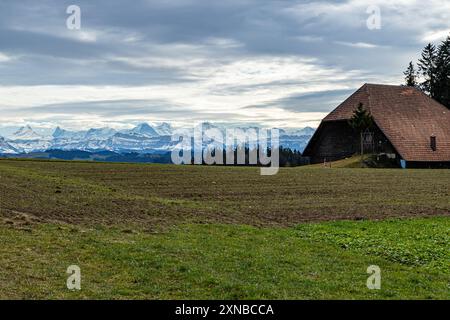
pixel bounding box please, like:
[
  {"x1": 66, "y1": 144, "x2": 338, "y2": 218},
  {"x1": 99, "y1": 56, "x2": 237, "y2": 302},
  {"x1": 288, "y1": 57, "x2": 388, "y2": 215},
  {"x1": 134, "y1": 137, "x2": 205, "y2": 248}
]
[
  {"x1": 417, "y1": 43, "x2": 437, "y2": 98},
  {"x1": 403, "y1": 61, "x2": 418, "y2": 87},
  {"x1": 406, "y1": 35, "x2": 450, "y2": 110},
  {"x1": 435, "y1": 36, "x2": 450, "y2": 107}
]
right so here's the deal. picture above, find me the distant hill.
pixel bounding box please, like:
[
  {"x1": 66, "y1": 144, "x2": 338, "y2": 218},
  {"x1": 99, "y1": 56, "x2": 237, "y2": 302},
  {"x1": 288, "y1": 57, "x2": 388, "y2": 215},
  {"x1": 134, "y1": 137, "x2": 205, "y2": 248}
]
[{"x1": 0, "y1": 149, "x2": 173, "y2": 163}]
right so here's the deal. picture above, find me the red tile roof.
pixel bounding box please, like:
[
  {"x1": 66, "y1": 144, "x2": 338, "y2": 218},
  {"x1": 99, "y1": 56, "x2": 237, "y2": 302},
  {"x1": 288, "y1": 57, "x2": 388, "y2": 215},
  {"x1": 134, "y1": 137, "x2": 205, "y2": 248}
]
[{"x1": 323, "y1": 84, "x2": 450, "y2": 162}]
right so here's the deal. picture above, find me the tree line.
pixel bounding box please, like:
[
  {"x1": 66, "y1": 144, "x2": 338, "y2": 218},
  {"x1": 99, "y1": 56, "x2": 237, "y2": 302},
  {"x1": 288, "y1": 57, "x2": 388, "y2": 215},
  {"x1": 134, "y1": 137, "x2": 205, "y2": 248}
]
[
  {"x1": 191, "y1": 146, "x2": 309, "y2": 167},
  {"x1": 403, "y1": 35, "x2": 450, "y2": 109}
]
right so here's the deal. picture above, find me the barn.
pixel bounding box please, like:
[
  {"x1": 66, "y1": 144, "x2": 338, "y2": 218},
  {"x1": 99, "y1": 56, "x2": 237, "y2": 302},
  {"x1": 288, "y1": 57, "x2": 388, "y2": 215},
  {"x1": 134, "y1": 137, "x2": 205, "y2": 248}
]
[{"x1": 302, "y1": 84, "x2": 450, "y2": 168}]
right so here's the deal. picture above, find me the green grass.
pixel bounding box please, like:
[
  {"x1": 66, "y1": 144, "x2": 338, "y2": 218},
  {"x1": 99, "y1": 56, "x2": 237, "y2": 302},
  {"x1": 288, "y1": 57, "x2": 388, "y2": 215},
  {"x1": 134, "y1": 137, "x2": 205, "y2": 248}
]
[
  {"x1": 0, "y1": 217, "x2": 448, "y2": 299},
  {"x1": 295, "y1": 218, "x2": 450, "y2": 273},
  {"x1": 0, "y1": 159, "x2": 449, "y2": 299}
]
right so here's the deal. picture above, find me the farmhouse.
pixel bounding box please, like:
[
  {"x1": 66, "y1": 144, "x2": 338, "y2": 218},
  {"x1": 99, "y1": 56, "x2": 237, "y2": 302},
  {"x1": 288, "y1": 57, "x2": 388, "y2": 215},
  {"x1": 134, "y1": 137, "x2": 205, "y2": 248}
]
[{"x1": 303, "y1": 84, "x2": 450, "y2": 168}]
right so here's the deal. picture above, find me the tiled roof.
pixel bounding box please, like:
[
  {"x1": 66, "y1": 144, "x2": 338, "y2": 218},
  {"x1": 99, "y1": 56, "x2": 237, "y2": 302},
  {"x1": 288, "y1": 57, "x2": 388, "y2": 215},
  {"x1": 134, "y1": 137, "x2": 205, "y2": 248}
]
[{"x1": 323, "y1": 84, "x2": 450, "y2": 162}]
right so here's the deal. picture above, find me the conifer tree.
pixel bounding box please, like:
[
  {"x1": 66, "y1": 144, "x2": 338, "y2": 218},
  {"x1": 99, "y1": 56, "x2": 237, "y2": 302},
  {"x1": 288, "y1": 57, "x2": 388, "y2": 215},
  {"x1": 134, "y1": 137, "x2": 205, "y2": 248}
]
[
  {"x1": 403, "y1": 61, "x2": 418, "y2": 87},
  {"x1": 417, "y1": 43, "x2": 437, "y2": 98},
  {"x1": 348, "y1": 103, "x2": 374, "y2": 166},
  {"x1": 435, "y1": 36, "x2": 450, "y2": 107}
]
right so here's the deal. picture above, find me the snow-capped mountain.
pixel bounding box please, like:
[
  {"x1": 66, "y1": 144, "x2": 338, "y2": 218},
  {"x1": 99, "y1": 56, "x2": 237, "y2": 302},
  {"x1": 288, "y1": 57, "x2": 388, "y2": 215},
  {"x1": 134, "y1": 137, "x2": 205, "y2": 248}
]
[
  {"x1": 127, "y1": 123, "x2": 159, "y2": 137},
  {"x1": 85, "y1": 128, "x2": 117, "y2": 140},
  {"x1": 287, "y1": 127, "x2": 316, "y2": 136},
  {"x1": 0, "y1": 136, "x2": 19, "y2": 154},
  {"x1": 52, "y1": 126, "x2": 86, "y2": 139},
  {"x1": 107, "y1": 132, "x2": 174, "y2": 152},
  {"x1": 7, "y1": 125, "x2": 52, "y2": 153},
  {"x1": 0, "y1": 122, "x2": 315, "y2": 154},
  {"x1": 155, "y1": 122, "x2": 172, "y2": 136},
  {"x1": 11, "y1": 125, "x2": 43, "y2": 140}
]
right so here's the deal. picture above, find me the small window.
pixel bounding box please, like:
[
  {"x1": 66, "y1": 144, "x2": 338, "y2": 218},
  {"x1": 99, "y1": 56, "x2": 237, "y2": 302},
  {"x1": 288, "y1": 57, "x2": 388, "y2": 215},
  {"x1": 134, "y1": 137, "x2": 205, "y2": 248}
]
[{"x1": 430, "y1": 136, "x2": 436, "y2": 151}]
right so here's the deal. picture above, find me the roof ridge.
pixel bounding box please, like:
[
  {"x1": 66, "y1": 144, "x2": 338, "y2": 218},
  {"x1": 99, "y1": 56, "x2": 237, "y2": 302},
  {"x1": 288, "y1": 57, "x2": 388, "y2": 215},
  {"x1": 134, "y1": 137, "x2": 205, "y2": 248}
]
[{"x1": 364, "y1": 83, "x2": 403, "y2": 87}]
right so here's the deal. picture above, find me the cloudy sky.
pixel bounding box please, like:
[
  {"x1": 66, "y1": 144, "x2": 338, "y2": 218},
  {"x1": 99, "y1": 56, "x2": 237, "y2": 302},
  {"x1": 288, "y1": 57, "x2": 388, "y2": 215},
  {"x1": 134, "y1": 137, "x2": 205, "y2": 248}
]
[{"x1": 0, "y1": 0, "x2": 449, "y2": 133}]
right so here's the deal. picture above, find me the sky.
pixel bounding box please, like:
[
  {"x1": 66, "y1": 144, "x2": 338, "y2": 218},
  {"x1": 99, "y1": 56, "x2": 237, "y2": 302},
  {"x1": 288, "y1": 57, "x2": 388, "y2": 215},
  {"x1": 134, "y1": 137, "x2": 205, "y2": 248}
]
[{"x1": 0, "y1": 0, "x2": 449, "y2": 134}]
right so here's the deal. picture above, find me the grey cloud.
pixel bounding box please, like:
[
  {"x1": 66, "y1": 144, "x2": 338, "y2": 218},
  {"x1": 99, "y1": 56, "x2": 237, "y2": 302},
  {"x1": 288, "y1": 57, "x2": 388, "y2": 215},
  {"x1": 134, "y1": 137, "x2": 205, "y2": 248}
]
[
  {"x1": 3, "y1": 99, "x2": 246, "y2": 122},
  {"x1": 5, "y1": 99, "x2": 183, "y2": 116},
  {"x1": 0, "y1": 0, "x2": 447, "y2": 127},
  {"x1": 0, "y1": 0, "x2": 433, "y2": 86},
  {"x1": 244, "y1": 89, "x2": 355, "y2": 113}
]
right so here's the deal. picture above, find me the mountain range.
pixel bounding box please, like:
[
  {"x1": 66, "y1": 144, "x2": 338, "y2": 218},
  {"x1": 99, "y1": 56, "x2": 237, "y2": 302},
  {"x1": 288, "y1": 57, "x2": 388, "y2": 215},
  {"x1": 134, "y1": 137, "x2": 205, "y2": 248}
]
[{"x1": 0, "y1": 123, "x2": 315, "y2": 155}]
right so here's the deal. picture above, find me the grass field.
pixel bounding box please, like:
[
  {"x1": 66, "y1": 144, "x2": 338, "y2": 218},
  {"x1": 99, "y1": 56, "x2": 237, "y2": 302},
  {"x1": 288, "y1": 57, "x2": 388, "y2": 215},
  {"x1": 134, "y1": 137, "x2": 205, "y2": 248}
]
[{"x1": 0, "y1": 159, "x2": 449, "y2": 299}]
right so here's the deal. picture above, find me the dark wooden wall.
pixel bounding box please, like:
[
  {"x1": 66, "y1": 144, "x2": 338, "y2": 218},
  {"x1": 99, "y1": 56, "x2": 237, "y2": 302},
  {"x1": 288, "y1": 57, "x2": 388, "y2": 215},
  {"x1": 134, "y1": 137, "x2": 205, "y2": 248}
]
[{"x1": 306, "y1": 120, "x2": 397, "y2": 163}]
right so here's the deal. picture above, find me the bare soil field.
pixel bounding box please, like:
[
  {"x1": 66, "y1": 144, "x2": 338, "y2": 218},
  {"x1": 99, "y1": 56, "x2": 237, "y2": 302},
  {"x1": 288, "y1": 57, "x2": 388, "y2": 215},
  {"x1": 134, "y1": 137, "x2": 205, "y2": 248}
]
[{"x1": 1, "y1": 159, "x2": 448, "y2": 230}]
